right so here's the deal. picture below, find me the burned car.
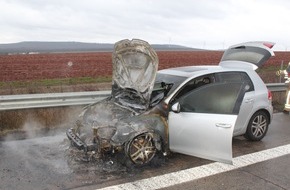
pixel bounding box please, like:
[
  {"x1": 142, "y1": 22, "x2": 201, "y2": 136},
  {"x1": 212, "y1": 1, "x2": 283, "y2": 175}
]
[{"x1": 67, "y1": 39, "x2": 274, "y2": 165}]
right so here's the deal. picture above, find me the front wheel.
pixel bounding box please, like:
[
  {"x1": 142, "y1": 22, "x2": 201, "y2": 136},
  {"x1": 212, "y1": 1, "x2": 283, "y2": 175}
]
[
  {"x1": 244, "y1": 111, "x2": 270, "y2": 141},
  {"x1": 126, "y1": 133, "x2": 157, "y2": 165}
]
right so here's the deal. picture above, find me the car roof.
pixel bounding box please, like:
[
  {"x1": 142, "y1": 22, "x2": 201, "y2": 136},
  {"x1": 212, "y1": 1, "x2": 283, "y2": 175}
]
[
  {"x1": 158, "y1": 41, "x2": 275, "y2": 78},
  {"x1": 158, "y1": 65, "x2": 244, "y2": 78},
  {"x1": 161, "y1": 64, "x2": 256, "y2": 105}
]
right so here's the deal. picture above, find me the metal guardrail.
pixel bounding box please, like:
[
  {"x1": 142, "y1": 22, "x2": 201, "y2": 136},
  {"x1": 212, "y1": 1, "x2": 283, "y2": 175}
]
[
  {"x1": 0, "y1": 91, "x2": 111, "y2": 111},
  {"x1": 266, "y1": 83, "x2": 287, "y2": 92},
  {"x1": 0, "y1": 83, "x2": 287, "y2": 111}
]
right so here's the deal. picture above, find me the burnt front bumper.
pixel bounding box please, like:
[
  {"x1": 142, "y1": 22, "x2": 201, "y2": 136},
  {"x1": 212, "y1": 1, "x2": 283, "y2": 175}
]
[
  {"x1": 66, "y1": 128, "x2": 87, "y2": 151},
  {"x1": 66, "y1": 128, "x2": 98, "y2": 152}
]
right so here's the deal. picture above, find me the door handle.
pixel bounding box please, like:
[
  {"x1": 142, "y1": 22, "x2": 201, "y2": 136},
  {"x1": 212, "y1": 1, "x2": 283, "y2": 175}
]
[
  {"x1": 244, "y1": 98, "x2": 254, "y2": 103},
  {"x1": 216, "y1": 123, "x2": 232, "y2": 128}
]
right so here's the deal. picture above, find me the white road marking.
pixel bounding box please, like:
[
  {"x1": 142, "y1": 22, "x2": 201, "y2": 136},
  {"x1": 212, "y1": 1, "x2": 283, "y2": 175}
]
[{"x1": 98, "y1": 144, "x2": 290, "y2": 190}]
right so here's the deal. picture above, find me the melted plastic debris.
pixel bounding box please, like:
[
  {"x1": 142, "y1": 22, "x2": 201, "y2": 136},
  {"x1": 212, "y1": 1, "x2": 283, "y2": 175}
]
[{"x1": 66, "y1": 145, "x2": 128, "y2": 173}]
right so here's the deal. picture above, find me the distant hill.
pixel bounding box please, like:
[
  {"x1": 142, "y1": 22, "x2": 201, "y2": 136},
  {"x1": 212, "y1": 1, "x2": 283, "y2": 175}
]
[{"x1": 0, "y1": 41, "x2": 201, "y2": 54}]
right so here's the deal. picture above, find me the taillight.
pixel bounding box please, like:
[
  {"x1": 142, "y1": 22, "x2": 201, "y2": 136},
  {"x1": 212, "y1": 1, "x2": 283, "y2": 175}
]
[
  {"x1": 268, "y1": 90, "x2": 272, "y2": 101},
  {"x1": 263, "y1": 42, "x2": 274, "y2": 49}
]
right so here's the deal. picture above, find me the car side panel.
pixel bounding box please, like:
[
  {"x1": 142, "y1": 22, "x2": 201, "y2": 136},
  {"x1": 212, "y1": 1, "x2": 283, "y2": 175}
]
[
  {"x1": 233, "y1": 91, "x2": 255, "y2": 136},
  {"x1": 234, "y1": 70, "x2": 273, "y2": 136}
]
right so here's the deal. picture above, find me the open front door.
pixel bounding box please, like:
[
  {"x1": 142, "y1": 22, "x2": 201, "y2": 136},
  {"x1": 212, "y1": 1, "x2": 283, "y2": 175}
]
[{"x1": 168, "y1": 82, "x2": 246, "y2": 164}]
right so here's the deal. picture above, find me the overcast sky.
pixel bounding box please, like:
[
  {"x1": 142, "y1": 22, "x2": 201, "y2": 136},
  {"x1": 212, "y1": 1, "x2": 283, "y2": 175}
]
[{"x1": 1, "y1": 0, "x2": 290, "y2": 50}]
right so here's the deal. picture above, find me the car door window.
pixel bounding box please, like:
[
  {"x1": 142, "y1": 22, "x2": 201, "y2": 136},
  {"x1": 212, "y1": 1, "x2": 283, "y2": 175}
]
[
  {"x1": 172, "y1": 74, "x2": 215, "y2": 102},
  {"x1": 215, "y1": 72, "x2": 254, "y2": 92},
  {"x1": 178, "y1": 82, "x2": 245, "y2": 114}
]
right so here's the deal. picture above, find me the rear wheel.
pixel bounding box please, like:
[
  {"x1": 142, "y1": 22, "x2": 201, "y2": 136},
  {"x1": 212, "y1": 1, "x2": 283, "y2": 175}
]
[
  {"x1": 126, "y1": 133, "x2": 156, "y2": 165},
  {"x1": 244, "y1": 111, "x2": 269, "y2": 141}
]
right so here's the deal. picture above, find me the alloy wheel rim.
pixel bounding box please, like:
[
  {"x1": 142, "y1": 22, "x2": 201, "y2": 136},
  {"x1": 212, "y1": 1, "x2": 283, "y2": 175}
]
[
  {"x1": 129, "y1": 133, "x2": 156, "y2": 165},
  {"x1": 251, "y1": 115, "x2": 267, "y2": 138}
]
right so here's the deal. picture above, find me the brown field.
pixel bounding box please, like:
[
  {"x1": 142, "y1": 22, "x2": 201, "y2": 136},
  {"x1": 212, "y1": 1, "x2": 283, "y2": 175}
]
[
  {"x1": 1, "y1": 51, "x2": 289, "y2": 82},
  {"x1": 0, "y1": 51, "x2": 223, "y2": 82},
  {"x1": 0, "y1": 51, "x2": 289, "y2": 95}
]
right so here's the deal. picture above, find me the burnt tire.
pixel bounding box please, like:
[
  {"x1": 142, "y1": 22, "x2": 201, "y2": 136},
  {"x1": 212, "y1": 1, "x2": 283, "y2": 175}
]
[
  {"x1": 126, "y1": 133, "x2": 157, "y2": 166},
  {"x1": 244, "y1": 111, "x2": 270, "y2": 141}
]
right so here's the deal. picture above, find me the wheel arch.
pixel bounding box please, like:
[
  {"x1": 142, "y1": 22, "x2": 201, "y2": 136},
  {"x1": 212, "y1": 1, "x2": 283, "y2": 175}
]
[
  {"x1": 244, "y1": 109, "x2": 271, "y2": 141},
  {"x1": 254, "y1": 108, "x2": 272, "y2": 123}
]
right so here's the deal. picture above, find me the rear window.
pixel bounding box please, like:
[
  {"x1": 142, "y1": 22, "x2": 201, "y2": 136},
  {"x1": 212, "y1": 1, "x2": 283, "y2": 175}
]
[
  {"x1": 221, "y1": 46, "x2": 271, "y2": 68},
  {"x1": 222, "y1": 51, "x2": 264, "y2": 64}
]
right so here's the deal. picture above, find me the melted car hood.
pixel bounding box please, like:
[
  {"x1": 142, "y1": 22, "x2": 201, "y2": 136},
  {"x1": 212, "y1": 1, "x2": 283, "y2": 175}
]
[
  {"x1": 111, "y1": 39, "x2": 159, "y2": 113},
  {"x1": 82, "y1": 99, "x2": 135, "y2": 129}
]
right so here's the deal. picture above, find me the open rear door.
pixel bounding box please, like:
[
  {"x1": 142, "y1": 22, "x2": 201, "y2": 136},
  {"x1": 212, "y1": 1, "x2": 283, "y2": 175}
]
[{"x1": 220, "y1": 41, "x2": 275, "y2": 70}]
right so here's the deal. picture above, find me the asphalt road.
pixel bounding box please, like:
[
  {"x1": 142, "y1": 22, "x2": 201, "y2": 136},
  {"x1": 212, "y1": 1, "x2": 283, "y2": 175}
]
[{"x1": 0, "y1": 113, "x2": 289, "y2": 190}]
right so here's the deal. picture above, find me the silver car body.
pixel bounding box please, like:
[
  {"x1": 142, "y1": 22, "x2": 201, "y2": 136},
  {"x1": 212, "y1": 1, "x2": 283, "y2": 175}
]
[
  {"x1": 67, "y1": 40, "x2": 274, "y2": 165},
  {"x1": 159, "y1": 65, "x2": 272, "y2": 164},
  {"x1": 162, "y1": 42, "x2": 274, "y2": 164}
]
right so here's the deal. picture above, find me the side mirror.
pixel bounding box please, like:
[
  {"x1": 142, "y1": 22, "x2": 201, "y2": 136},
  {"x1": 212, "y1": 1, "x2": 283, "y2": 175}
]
[{"x1": 171, "y1": 102, "x2": 181, "y2": 113}]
